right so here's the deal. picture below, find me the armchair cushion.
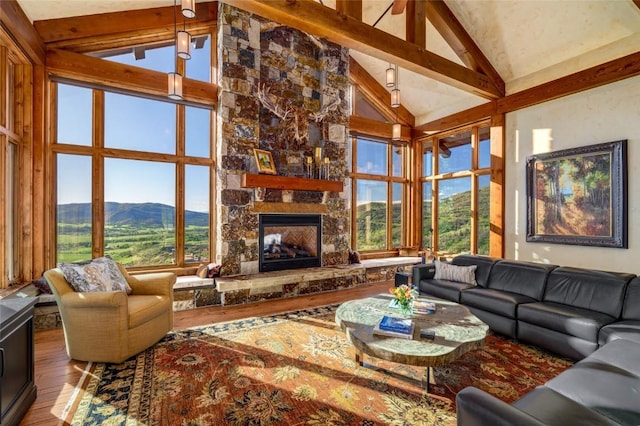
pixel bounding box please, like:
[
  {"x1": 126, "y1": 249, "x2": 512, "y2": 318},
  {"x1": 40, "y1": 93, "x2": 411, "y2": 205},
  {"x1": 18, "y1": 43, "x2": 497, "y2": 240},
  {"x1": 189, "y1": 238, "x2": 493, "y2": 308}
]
[{"x1": 59, "y1": 256, "x2": 131, "y2": 294}]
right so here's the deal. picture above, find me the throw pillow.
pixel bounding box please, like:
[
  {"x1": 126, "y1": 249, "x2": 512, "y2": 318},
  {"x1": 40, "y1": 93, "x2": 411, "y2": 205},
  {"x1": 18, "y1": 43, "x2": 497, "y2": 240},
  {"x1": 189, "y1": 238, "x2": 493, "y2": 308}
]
[
  {"x1": 433, "y1": 260, "x2": 477, "y2": 285},
  {"x1": 59, "y1": 256, "x2": 132, "y2": 294},
  {"x1": 32, "y1": 277, "x2": 53, "y2": 294}
]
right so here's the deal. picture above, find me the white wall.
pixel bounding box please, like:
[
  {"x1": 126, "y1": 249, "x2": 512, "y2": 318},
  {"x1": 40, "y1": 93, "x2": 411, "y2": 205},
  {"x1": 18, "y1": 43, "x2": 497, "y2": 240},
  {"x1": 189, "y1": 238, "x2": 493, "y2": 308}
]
[{"x1": 505, "y1": 75, "x2": 640, "y2": 273}]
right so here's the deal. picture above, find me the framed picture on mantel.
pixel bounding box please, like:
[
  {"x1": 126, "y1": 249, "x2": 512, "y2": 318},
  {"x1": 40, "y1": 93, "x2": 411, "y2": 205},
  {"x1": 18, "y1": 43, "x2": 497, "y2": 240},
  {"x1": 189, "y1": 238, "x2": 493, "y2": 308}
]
[
  {"x1": 254, "y1": 149, "x2": 277, "y2": 174},
  {"x1": 525, "y1": 140, "x2": 627, "y2": 248}
]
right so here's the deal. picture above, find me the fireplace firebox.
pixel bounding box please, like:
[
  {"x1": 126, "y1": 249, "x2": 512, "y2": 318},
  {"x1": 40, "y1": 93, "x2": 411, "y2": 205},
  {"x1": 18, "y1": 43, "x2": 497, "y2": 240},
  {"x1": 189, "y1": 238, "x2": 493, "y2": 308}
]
[{"x1": 259, "y1": 214, "x2": 322, "y2": 272}]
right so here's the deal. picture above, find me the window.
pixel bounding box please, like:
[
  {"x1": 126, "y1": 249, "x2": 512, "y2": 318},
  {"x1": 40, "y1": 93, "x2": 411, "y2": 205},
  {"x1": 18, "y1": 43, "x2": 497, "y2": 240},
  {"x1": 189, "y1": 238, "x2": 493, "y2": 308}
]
[
  {"x1": 351, "y1": 137, "x2": 407, "y2": 252},
  {"x1": 421, "y1": 124, "x2": 491, "y2": 257},
  {"x1": 54, "y1": 80, "x2": 213, "y2": 269}
]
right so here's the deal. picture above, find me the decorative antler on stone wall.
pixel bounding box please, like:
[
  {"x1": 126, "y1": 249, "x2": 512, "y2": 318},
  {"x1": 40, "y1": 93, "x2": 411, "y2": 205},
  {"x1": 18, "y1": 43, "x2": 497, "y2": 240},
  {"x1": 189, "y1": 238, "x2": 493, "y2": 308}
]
[{"x1": 256, "y1": 82, "x2": 343, "y2": 145}]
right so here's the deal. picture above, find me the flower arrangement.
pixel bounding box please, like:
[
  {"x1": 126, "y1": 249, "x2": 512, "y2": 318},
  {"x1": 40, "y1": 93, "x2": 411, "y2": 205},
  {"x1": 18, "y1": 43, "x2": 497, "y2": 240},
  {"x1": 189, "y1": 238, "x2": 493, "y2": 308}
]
[{"x1": 389, "y1": 284, "x2": 415, "y2": 315}]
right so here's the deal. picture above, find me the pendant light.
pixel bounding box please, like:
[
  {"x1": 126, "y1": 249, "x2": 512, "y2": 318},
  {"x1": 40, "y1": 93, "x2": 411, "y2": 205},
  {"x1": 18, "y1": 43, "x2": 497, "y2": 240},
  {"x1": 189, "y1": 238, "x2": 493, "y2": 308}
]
[
  {"x1": 385, "y1": 63, "x2": 395, "y2": 87},
  {"x1": 390, "y1": 64, "x2": 400, "y2": 108},
  {"x1": 168, "y1": 0, "x2": 183, "y2": 100},
  {"x1": 181, "y1": 0, "x2": 196, "y2": 18}
]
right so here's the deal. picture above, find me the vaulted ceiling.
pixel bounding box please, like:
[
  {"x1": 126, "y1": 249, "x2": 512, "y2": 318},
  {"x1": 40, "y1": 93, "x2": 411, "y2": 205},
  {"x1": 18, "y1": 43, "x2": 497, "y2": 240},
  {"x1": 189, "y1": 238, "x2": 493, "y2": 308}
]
[{"x1": 17, "y1": 0, "x2": 640, "y2": 126}]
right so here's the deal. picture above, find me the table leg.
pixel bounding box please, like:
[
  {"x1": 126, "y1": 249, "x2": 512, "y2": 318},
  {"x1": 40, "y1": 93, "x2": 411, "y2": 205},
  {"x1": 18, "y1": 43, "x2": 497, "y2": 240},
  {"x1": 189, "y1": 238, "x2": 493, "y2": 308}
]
[
  {"x1": 355, "y1": 349, "x2": 364, "y2": 366},
  {"x1": 424, "y1": 367, "x2": 433, "y2": 393}
]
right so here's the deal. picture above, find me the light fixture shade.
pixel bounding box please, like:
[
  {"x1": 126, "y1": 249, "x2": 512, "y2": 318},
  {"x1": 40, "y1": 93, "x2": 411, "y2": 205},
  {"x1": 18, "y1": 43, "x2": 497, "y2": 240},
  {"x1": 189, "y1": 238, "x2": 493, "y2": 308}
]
[
  {"x1": 168, "y1": 72, "x2": 183, "y2": 100},
  {"x1": 177, "y1": 30, "x2": 192, "y2": 60},
  {"x1": 385, "y1": 65, "x2": 395, "y2": 87},
  {"x1": 392, "y1": 123, "x2": 401, "y2": 140},
  {"x1": 181, "y1": 0, "x2": 196, "y2": 18},
  {"x1": 391, "y1": 88, "x2": 400, "y2": 108}
]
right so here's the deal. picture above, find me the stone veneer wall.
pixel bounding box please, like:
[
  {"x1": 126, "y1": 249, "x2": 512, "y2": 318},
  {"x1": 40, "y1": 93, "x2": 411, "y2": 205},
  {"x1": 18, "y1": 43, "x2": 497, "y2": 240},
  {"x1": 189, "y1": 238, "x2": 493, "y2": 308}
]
[{"x1": 217, "y1": 4, "x2": 350, "y2": 276}]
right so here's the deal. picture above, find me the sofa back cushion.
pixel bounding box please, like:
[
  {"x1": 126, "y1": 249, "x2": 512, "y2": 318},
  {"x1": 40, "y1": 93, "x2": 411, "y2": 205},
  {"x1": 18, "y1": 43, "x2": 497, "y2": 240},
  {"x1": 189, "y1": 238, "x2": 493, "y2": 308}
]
[
  {"x1": 451, "y1": 254, "x2": 498, "y2": 288},
  {"x1": 544, "y1": 267, "x2": 634, "y2": 318},
  {"x1": 622, "y1": 277, "x2": 640, "y2": 320},
  {"x1": 487, "y1": 260, "x2": 557, "y2": 300}
]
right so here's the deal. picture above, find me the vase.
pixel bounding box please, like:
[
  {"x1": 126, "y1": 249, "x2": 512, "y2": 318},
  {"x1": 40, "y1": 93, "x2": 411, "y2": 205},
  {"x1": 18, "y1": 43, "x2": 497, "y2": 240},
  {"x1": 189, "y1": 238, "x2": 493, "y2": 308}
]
[{"x1": 397, "y1": 300, "x2": 413, "y2": 316}]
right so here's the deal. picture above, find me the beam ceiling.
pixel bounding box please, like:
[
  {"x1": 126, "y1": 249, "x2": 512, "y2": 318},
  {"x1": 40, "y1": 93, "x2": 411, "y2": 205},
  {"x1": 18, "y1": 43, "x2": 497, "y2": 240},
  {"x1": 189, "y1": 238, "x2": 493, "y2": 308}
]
[{"x1": 222, "y1": 0, "x2": 503, "y2": 100}]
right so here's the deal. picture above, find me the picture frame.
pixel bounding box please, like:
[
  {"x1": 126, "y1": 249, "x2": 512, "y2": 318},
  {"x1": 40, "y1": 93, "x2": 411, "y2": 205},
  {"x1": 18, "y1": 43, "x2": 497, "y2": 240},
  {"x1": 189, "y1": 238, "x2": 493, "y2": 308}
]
[
  {"x1": 253, "y1": 149, "x2": 277, "y2": 174},
  {"x1": 526, "y1": 140, "x2": 627, "y2": 248}
]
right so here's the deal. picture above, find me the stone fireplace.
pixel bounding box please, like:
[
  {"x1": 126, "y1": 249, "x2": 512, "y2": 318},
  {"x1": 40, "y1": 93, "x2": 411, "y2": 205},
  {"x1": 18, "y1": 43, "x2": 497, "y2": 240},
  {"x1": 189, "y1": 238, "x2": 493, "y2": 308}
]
[
  {"x1": 216, "y1": 4, "x2": 350, "y2": 278},
  {"x1": 259, "y1": 214, "x2": 322, "y2": 272}
]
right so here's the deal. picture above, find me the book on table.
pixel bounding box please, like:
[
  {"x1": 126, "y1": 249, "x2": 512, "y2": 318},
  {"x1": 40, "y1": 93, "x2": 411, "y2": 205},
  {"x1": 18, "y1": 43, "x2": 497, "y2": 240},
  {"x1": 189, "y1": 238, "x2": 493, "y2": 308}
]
[
  {"x1": 373, "y1": 315, "x2": 414, "y2": 339},
  {"x1": 412, "y1": 300, "x2": 436, "y2": 315}
]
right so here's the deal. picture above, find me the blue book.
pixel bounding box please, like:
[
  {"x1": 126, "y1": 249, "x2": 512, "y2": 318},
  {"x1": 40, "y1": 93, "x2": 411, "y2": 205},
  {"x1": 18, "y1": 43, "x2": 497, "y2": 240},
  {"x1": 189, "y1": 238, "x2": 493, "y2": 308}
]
[{"x1": 378, "y1": 315, "x2": 413, "y2": 334}]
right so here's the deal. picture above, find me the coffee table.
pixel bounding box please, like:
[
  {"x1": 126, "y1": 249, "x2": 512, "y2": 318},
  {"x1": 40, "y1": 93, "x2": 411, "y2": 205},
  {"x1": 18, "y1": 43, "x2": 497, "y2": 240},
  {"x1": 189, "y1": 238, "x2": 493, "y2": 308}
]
[{"x1": 335, "y1": 293, "x2": 489, "y2": 392}]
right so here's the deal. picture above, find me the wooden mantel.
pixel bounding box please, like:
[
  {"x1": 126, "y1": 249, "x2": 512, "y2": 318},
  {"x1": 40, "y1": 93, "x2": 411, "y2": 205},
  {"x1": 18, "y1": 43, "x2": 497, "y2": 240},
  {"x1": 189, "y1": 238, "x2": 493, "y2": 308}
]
[{"x1": 242, "y1": 174, "x2": 344, "y2": 192}]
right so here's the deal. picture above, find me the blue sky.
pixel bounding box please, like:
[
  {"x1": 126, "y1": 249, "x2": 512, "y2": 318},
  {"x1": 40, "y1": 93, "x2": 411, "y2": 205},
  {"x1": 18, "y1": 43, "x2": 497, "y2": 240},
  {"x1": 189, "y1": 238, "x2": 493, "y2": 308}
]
[{"x1": 56, "y1": 38, "x2": 211, "y2": 212}]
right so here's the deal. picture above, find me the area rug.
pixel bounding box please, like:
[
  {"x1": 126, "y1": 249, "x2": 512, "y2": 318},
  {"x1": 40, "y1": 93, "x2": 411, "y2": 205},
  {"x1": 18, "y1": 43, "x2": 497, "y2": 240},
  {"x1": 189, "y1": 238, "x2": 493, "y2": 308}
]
[{"x1": 67, "y1": 305, "x2": 572, "y2": 425}]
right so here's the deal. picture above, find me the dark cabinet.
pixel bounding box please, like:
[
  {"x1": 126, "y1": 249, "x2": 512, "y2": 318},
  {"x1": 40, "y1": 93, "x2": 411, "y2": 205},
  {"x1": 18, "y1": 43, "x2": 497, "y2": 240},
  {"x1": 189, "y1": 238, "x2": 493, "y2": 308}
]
[{"x1": 0, "y1": 298, "x2": 37, "y2": 426}]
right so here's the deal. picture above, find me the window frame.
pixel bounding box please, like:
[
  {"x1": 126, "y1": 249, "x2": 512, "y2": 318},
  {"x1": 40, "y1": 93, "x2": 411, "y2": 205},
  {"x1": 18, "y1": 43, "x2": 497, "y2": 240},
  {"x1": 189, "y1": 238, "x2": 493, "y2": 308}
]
[
  {"x1": 419, "y1": 122, "x2": 491, "y2": 257},
  {"x1": 350, "y1": 135, "x2": 409, "y2": 255}
]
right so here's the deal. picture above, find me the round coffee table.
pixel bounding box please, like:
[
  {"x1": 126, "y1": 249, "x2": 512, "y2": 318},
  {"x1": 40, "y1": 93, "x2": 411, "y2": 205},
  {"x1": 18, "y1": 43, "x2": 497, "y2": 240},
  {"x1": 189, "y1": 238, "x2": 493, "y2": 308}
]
[{"x1": 335, "y1": 294, "x2": 489, "y2": 391}]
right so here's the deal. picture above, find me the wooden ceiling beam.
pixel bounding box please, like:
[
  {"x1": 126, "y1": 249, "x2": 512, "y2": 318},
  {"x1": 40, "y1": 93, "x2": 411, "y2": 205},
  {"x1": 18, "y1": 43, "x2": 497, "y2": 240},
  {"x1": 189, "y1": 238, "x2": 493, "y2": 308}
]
[
  {"x1": 415, "y1": 51, "x2": 640, "y2": 133},
  {"x1": 406, "y1": 0, "x2": 426, "y2": 48},
  {"x1": 425, "y1": 0, "x2": 504, "y2": 95},
  {"x1": 0, "y1": 0, "x2": 45, "y2": 64},
  {"x1": 34, "y1": 2, "x2": 217, "y2": 45},
  {"x1": 350, "y1": 115, "x2": 412, "y2": 142},
  {"x1": 46, "y1": 48, "x2": 217, "y2": 105},
  {"x1": 336, "y1": 0, "x2": 362, "y2": 21},
  {"x1": 349, "y1": 57, "x2": 415, "y2": 127},
  {"x1": 223, "y1": 0, "x2": 501, "y2": 100}
]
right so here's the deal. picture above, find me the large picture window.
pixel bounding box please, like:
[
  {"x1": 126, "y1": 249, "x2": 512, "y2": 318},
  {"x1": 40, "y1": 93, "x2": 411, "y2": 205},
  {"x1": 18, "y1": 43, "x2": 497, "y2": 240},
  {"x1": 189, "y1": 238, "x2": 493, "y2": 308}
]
[
  {"x1": 351, "y1": 137, "x2": 407, "y2": 252},
  {"x1": 421, "y1": 124, "x2": 491, "y2": 257},
  {"x1": 54, "y1": 81, "x2": 213, "y2": 269}
]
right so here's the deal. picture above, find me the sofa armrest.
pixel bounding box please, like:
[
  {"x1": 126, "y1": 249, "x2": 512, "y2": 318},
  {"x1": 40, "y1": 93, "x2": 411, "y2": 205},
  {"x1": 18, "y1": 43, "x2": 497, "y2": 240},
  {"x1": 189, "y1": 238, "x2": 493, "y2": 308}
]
[
  {"x1": 127, "y1": 272, "x2": 176, "y2": 297},
  {"x1": 413, "y1": 263, "x2": 436, "y2": 284},
  {"x1": 456, "y1": 387, "x2": 548, "y2": 426}
]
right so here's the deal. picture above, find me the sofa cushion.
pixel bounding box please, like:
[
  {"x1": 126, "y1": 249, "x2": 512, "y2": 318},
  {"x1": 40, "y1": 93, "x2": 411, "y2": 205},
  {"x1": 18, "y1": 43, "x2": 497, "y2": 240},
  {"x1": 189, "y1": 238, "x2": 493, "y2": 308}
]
[
  {"x1": 545, "y1": 339, "x2": 640, "y2": 425},
  {"x1": 518, "y1": 301, "x2": 616, "y2": 342},
  {"x1": 59, "y1": 256, "x2": 132, "y2": 294},
  {"x1": 418, "y1": 279, "x2": 473, "y2": 303},
  {"x1": 487, "y1": 260, "x2": 557, "y2": 300},
  {"x1": 461, "y1": 288, "x2": 537, "y2": 319},
  {"x1": 451, "y1": 254, "x2": 498, "y2": 287},
  {"x1": 434, "y1": 260, "x2": 477, "y2": 285},
  {"x1": 621, "y1": 277, "x2": 640, "y2": 320},
  {"x1": 598, "y1": 320, "x2": 640, "y2": 346},
  {"x1": 512, "y1": 386, "x2": 619, "y2": 426},
  {"x1": 543, "y1": 267, "x2": 633, "y2": 318}
]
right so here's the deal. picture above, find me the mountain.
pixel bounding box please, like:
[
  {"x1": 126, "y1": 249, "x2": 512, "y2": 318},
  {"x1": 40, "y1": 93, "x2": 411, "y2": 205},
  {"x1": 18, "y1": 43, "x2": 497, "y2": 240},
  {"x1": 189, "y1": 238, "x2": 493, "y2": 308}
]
[{"x1": 57, "y1": 202, "x2": 209, "y2": 227}]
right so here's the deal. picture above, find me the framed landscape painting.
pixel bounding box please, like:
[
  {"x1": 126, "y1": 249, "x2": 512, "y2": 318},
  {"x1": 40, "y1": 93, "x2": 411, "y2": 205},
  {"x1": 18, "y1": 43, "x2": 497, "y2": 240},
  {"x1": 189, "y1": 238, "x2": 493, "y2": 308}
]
[{"x1": 526, "y1": 140, "x2": 627, "y2": 248}]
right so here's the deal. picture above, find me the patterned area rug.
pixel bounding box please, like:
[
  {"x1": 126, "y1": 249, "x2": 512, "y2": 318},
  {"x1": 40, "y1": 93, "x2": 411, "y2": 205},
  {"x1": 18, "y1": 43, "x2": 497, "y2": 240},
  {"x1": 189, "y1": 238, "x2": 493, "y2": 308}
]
[{"x1": 67, "y1": 305, "x2": 572, "y2": 425}]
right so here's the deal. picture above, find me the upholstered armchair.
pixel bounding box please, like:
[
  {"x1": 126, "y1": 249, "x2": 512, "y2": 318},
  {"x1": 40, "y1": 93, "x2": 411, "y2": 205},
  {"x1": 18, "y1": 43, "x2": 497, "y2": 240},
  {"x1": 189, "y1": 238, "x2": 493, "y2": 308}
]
[{"x1": 44, "y1": 263, "x2": 175, "y2": 363}]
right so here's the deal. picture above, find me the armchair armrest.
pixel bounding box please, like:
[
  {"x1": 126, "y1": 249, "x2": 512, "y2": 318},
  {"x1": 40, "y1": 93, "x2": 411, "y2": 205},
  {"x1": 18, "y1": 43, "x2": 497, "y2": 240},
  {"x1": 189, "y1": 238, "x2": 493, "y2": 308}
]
[
  {"x1": 456, "y1": 387, "x2": 547, "y2": 426},
  {"x1": 127, "y1": 272, "x2": 176, "y2": 297},
  {"x1": 413, "y1": 263, "x2": 436, "y2": 284}
]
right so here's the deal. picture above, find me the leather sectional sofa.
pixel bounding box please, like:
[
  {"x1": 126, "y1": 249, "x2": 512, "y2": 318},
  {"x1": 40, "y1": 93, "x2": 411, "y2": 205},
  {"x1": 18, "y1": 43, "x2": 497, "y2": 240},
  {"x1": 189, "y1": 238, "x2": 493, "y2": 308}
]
[{"x1": 412, "y1": 254, "x2": 640, "y2": 425}]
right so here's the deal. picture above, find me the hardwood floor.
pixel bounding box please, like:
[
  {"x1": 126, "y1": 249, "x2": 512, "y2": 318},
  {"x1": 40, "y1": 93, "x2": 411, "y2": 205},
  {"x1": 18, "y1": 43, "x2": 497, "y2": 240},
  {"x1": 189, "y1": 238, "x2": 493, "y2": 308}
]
[{"x1": 20, "y1": 281, "x2": 392, "y2": 425}]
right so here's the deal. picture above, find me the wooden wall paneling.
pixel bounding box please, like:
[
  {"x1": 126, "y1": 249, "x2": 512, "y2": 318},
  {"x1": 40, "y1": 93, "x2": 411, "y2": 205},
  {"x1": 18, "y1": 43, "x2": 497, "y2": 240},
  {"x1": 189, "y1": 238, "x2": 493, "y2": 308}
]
[
  {"x1": 16, "y1": 63, "x2": 35, "y2": 281},
  {"x1": 349, "y1": 57, "x2": 414, "y2": 126},
  {"x1": 31, "y1": 65, "x2": 46, "y2": 276},
  {"x1": 0, "y1": 0, "x2": 45, "y2": 64},
  {"x1": 0, "y1": 47, "x2": 5, "y2": 285},
  {"x1": 406, "y1": 0, "x2": 426, "y2": 48},
  {"x1": 223, "y1": 0, "x2": 501, "y2": 99},
  {"x1": 489, "y1": 113, "x2": 505, "y2": 258},
  {"x1": 45, "y1": 81, "x2": 57, "y2": 268},
  {"x1": 46, "y1": 48, "x2": 217, "y2": 106}
]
